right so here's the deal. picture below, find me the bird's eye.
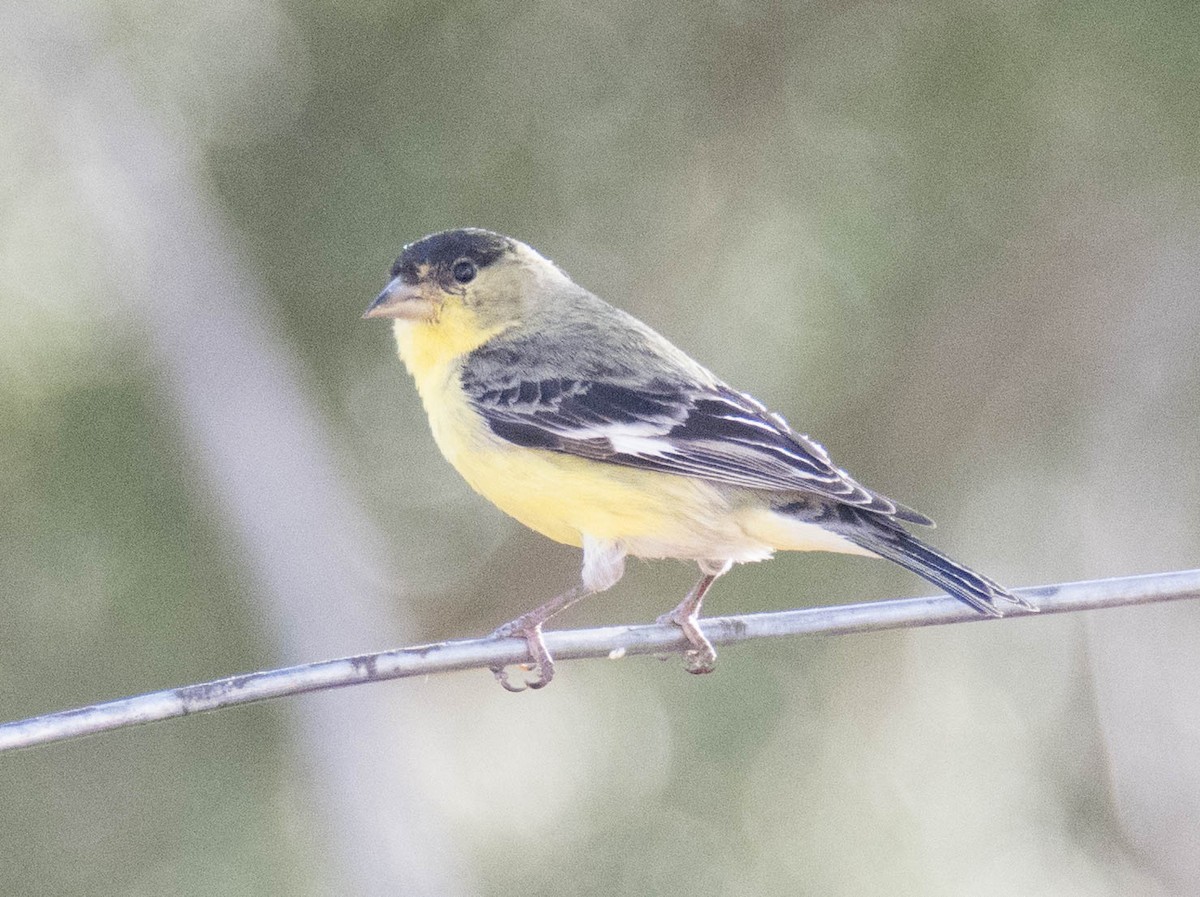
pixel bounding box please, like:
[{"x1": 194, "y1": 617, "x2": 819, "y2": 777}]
[{"x1": 451, "y1": 259, "x2": 477, "y2": 284}]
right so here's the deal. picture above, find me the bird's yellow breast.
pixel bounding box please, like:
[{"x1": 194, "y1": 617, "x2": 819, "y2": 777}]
[{"x1": 392, "y1": 316, "x2": 765, "y2": 559}]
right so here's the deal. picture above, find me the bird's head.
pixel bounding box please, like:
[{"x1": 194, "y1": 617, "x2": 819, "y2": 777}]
[{"x1": 364, "y1": 228, "x2": 568, "y2": 332}]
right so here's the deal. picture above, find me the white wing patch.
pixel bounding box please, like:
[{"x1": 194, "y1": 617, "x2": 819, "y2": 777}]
[{"x1": 607, "y1": 433, "x2": 676, "y2": 456}]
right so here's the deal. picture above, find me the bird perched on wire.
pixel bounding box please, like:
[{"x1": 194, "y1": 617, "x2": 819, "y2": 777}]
[{"x1": 364, "y1": 228, "x2": 1033, "y2": 690}]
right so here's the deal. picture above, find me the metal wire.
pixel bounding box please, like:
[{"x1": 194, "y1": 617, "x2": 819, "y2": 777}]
[{"x1": 2, "y1": 568, "x2": 1198, "y2": 754}]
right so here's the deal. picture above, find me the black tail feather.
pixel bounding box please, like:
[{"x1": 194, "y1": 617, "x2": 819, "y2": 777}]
[{"x1": 798, "y1": 502, "x2": 1035, "y2": 615}]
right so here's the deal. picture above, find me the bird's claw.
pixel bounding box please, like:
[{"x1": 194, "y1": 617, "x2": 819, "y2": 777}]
[
  {"x1": 489, "y1": 619, "x2": 555, "y2": 692},
  {"x1": 489, "y1": 661, "x2": 553, "y2": 692},
  {"x1": 656, "y1": 609, "x2": 718, "y2": 675},
  {"x1": 682, "y1": 647, "x2": 717, "y2": 675}
]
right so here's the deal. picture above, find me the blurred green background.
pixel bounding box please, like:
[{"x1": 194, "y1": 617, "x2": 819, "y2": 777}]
[{"x1": 3, "y1": 1, "x2": 1199, "y2": 894}]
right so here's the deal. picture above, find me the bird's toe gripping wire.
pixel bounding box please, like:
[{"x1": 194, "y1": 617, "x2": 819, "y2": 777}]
[
  {"x1": 489, "y1": 618, "x2": 556, "y2": 692},
  {"x1": 657, "y1": 571, "x2": 722, "y2": 675},
  {"x1": 488, "y1": 583, "x2": 591, "y2": 691}
]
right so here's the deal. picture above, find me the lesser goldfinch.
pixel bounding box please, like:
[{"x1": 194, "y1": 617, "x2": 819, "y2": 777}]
[{"x1": 365, "y1": 228, "x2": 1033, "y2": 690}]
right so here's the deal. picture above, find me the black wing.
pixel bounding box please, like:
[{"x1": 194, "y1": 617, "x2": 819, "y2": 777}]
[{"x1": 462, "y1": 372, "x2": 933, "y2": 525}]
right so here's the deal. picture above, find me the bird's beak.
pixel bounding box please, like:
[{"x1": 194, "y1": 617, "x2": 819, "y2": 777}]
[{"x1": 362, "y1": 277, "x2": 437, "y2": 321}]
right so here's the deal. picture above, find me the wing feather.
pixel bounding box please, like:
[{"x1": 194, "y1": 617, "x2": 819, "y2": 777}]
[{"x1": 461, "y1": 366, "x2": 933, "y2": 525}]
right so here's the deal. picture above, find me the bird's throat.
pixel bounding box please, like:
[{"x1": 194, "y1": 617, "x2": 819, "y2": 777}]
[{"x1": 391, "y1": 306, "x2": 510, "y2": 385}]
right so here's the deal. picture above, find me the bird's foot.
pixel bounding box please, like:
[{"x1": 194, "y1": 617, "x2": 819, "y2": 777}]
[
  {"x1": 489, "y1": 616, "x2": 555, "y2": 692},
  {"x1": 656, "y1": 607, "x2": 717, "y2": 675}
]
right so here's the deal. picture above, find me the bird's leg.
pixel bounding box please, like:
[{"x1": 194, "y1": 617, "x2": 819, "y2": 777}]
[
  {"x1": 489, "y1": 584, "x2": 590, "y2": 692},
  {"x1": 657, "y1": 559, "x2": 732, "y2": 674},
  {"x1": 657, "y1": 576, "x2": 719, "y2": 674},
  {"x1": 490, "y1": 537, "x2": 626, "y2": 692}
]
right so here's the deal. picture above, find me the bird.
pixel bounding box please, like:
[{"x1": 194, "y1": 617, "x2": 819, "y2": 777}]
[{"x1": 364, "y1": 228, "x2": 1034, "y2": 690}]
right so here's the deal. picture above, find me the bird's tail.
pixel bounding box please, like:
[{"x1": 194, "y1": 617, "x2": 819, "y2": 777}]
[{"x1": 815, "y1": 504, "x2": 1035, "y2": 616}]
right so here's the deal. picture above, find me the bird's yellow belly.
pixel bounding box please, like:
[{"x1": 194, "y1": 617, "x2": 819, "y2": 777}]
[{"x1": 461, "y1": 442, "x2": 743, "y2": 555}]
